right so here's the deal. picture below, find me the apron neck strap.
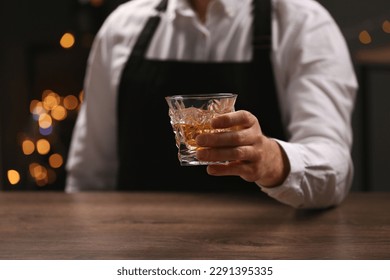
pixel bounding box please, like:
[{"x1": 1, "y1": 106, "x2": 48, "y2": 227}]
[
  {"x1": 130, "y1": 0, "x2": 168, "y2": 58},
  {"x1": 155, "y1": 0, "x2": 168, "y2": 12},
  {"x1": 252, "y1": 0, "x2": 272, "y2": 61}
]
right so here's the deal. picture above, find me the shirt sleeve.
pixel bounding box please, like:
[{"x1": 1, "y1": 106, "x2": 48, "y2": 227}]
[
  {"x1": 258, "y1": 0, "x2": 358, "y2": 208},
  {"x1": 65, "y1": 2, "x2": 153, "y2": 192}
]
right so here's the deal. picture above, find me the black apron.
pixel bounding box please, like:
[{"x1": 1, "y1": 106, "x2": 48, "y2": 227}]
[{"x1": 117, "y1": 0, "x2": 285, "y2": 192}]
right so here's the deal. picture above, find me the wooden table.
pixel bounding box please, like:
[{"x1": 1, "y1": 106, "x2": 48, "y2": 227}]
[{"x1": 0, "y1": 191, "x2": 389, "y2": 260}]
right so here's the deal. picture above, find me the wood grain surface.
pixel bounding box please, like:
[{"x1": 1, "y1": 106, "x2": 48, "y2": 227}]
[{"x1": 0, "y1": 191, "x2": 389, "y2": 260}]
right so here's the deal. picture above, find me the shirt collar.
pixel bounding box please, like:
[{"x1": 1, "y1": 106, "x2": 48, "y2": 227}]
[
  {"x1": 217, "y1": 0, "x2": 241, "y2": 17},
  {"x1": 166, "y1": 0, "x2": 240, "y2": 20}
]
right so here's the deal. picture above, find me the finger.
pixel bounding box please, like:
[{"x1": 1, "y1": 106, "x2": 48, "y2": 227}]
[
  {"x1": 197, "y1": 145, "x2": 260, "y2": 162},
  {"x1": 206, "y1": 162, "x2": 260, "y2": 182},
  {"x1": 196, "y1": 127, "x2": 258, "y2": 147},
  {"x1": 211, "y1": 110, "x2": 257, "y2": 129}
]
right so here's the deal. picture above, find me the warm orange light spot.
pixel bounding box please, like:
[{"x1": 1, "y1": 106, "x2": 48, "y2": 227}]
[
  {"x1": 29, "y1": 163, "x2": 40, "y2": 177},
  {"x1": 7, "y1": 170, "x2": 21, "y2": 185},
  {"x1": 51, "y1": 105, "x2": 67, "y2": 121},
  {"x1": 90, "y1": 0, "x2": 104, "y2": 7},
  {"x1": 36, "y1": 177, "x2": 49, "y2": 187},
  {"x1": 35, "y1": 170, "x2": 49, "y2": 186},
  {"x1": 30, "y1": 100, "x2": 40, "y2": 114},
  {"x1": 79, "y1": 90, "x2": 84, "y2": 103},
  {"x1": 49, "y1": 153, "x2": 64, "y2": 169},
  {"x1": 22, "y1": 139, "x2": 35, "y2": 155},
  {"x1": 63, "y1": 95, "x2": 79, "y2": 110},
  {"x1": 36, "y1": 139, "x2": 51, "y2": 155},
  {"x1": 60, "y1": 33, "x2": 75, "y2": 49},
  {"x1": 359, "y1": 30, "x2": 372, "y2": 44},
  {"x1": 31, "y1": 101, "x2": 47, "y2": 116},
  {"x1": 43, "y1": 95, "x2": 59, "y2": 111},
  {"x1": 29, "y1": 163, "x2": 48, "y2": 183},
  {"x1": 42, "y1": 90, "x2": 61, "y2": 105},
  {"x1": 42, "y1": 89, "x2": 55, "y2": 99},
  {"x1": 383, "y1": 20, "x2": 390, "y2": 34},
  {"x1": 38, "y1": 113, "x2": 53, "y2": 129},
  {"x1": 35, "y1": 167, "x2": 47, "y2": 180}
]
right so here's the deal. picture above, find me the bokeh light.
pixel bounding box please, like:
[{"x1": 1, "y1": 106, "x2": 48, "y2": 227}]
[
  {"x1": 90, "y1": 0, "x2": 104, "y2": 7},
  {"x1": 79, "y1": 90, "x2": 84, "y2": 103},
  {"x1": 7, "y1": 170, "x2": 21, "y2": 185},
  {"x1": 383, "y1": 20, "x2": 390, "y2": 34},
  {"x1": 60, "y1": 32, "x2": 75, "y2": 49},
  {"x1": 359, "y1": 30, "x2": 372, "y2": 44},
  {"x1": 29, "y1": 163, "x2": 48, "y2": 186},
  {"x1": 36, "y1": 139, "x2": 51, "y2": 155},
  {"x1": 22, "y1": 139, "x2": 35, "y2": 155},
  {"x1": 43, "y1": 94, "x2": 60, "y2": 111},
  {"x1": 29, "y1": 163, "x2": 40, "y2": 177},
  {"x1": 64, "y1": 95, "x2": 79, "y2": 110},
  {"x1": 51, "y1": 105, "x2": 67, "y2": 121},
  {"x1": 39, "y1": 126, "x2": 53, "y2": 136},
  {"x1": 38, "y1": 113, "x2": 53, "y2": 129},
  {"x1": 49, "y1": 153, "x2": 64, "y2": 169},
  {"x1": 31, "y1": 101, "x2": 47, "y2": 120}
]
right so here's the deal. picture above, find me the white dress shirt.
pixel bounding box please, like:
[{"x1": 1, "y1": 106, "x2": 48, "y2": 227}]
[{"x1": 65, "y1": 0, "x2": 358, "y2": 209}]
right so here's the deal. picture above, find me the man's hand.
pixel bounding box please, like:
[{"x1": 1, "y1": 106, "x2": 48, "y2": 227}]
[{"x1": 195, "y1": 110, "x2": 290, "y2": 188}]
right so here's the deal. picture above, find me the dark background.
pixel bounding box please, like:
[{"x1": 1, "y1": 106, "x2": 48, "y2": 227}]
[{"x1": 0, "y1": 0, "x2": 389, "y2": 191}]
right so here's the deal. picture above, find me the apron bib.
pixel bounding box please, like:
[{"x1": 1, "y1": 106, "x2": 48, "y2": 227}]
[{"x1": 117, "y1": 0, "x2": 285, "y2": 192}]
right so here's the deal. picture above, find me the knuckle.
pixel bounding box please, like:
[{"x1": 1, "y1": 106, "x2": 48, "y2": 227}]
[
  {"x1": 230, "y1": 132, "x2": 244, "y2": 144},
  {"x1": 240, "y1": 110, "x2": 251, "y2": 123},
  {"x1": 253, "y1": 148, "x2": 263, "y2": 161},
  {"x1": 234, "y1": 147, "x2": 247, "y2": 160}
]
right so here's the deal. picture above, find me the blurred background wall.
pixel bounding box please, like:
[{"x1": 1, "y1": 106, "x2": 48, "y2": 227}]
[{"x1": 0, "y1": 0, "x2": 389, "y2": 191}]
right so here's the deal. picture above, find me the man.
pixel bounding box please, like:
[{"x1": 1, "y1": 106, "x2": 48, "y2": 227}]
[{"x1": 66, "y1": 0, "x2": 358, "y2": 209}]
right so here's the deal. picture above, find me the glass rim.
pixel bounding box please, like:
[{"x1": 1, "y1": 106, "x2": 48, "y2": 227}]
[{"x1": 165, "y1": 93, "x2": 237, "y2": 100}]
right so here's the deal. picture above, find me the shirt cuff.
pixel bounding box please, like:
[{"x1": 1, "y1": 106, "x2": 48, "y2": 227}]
[{"x1": 256, "y1": 140, "x2": 306, "y2": 208}]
